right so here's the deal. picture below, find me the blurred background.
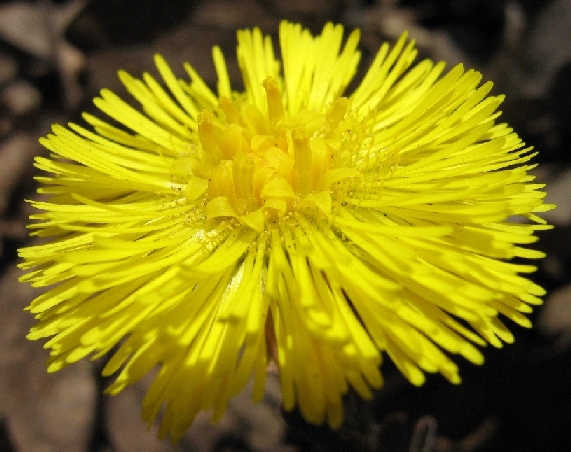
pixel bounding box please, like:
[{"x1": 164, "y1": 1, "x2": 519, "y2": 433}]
[{"x1": 1, "y1": 0, "x2": 571, "y2": 451}]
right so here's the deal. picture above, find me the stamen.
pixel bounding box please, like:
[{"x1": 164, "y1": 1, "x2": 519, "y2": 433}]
[
  {"x1": 198, "y1": 110, "x2": 221, "y2": 159},
  {"x1": 219, "y1": 97, "x2": 242, "y2": 125},
  {"x1": 292, "y1": 128, "x2": 312, "y2": 197},
  {"x1": 263, "y1": 77, "x2": 285, "y2": 125},
  {"x1": 219, "y1": 124, "x2": 248, "y2": 160}
]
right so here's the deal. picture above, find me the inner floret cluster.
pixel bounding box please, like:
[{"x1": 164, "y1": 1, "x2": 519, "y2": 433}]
[{"x1": 194, "y1": 77, "x2": 362, "y2": 231}]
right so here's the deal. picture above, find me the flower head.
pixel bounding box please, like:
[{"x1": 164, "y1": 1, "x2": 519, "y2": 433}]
[{"x1": 19, "y1": 21, "x2": 553, "y2": 440}]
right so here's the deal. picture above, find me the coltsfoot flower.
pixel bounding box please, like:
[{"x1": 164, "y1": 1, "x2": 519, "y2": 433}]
[{"x1": 19, "y1": 21, "x2": 553, "y2": 440}]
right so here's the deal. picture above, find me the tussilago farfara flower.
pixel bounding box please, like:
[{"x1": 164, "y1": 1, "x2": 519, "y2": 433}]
[{"x1": 19, "y1": 21, "x2": 553, "y2": 440}]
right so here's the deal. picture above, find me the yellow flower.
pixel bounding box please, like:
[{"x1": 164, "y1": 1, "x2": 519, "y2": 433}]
[{"x1": 19, "y1": 21, "x2": 553, "y2": 440}]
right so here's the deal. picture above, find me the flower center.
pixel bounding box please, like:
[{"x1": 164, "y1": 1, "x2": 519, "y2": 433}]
[{"x1": 187, "y1": 77, "x2": 360, "y2": 231}]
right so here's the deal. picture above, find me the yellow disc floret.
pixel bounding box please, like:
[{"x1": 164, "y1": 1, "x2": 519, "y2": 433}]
[{"x1": 194, "y1": 76, "x2": 360, "y2": 231}]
